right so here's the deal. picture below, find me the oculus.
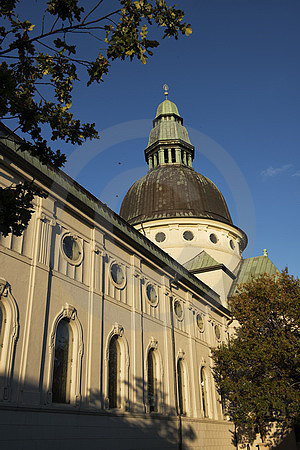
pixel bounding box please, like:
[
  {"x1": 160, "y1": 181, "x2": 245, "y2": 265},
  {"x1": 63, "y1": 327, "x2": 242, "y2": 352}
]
[
  {"x1": 146, "y1": 284, "x2": 158, "y2": 306},
  {"x1": 174, "y1": 300, "x2": 183, "y2": 319},
  {"x1": 229, "y1": 239, "x2": 235, "y2": 250},
  {"x1": 196, "y1": 314, "x2": 204, "y2": 331},
  {"x1": 215, "y1": 324, "x2": 221, "y2": 340},
  {"x1": 209, "y1": 233, "x2": 218, "y2": 244},
  {"x1": 61, "y1": 234, "x2": 82, "y2": 265},
  {"x1": 110, "y1": 263, "x2": 125, "y2": 288},
  {"x1": 183, "y1": 230, "x2": 194, "y2": 241},
  {"x1": 155, "y1": 232, "x2": 166, "y2": 243}
]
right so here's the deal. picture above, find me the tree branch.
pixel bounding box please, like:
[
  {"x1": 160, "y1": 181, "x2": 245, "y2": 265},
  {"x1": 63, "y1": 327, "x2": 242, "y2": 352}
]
[
  {"x1": 82, "y1": 0, "x2": 104, "y2": 25},
  {"x1": 0, "y1": 9, "x2": 121, "y2": 56}
]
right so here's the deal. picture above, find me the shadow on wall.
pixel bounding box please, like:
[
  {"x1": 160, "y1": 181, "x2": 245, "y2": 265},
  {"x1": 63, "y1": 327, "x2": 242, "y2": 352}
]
[
  {"x1": 271, "y1": 428, "x2": 299, "y2": 450},
  {"x1": 235, "y1": 423, "x2": 298, "y2": 450},
  {"x1": 0, "y1": 374, "x2": 197, "y2": 450}
]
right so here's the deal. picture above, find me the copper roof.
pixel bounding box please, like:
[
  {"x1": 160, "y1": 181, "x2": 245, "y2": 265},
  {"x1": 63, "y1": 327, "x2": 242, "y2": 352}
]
[
  {"x1": 229, "y1": 255, "x2": 279, "y2": 297},
  {"x1": 184, "y1": 251, "x2": 220, "y2": 271},
  {"x1": 120, "y1": 164, "x2": 233, "y2": 226}
]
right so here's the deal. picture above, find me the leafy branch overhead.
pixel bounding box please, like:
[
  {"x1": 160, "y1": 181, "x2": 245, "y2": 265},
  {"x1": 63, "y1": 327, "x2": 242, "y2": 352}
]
[
  {"x1": 212, "y1": 270, "x2": 300, "y2": 446},
  {"x1": 0, "y1": 0, "x2": 191, "y2": 236}
]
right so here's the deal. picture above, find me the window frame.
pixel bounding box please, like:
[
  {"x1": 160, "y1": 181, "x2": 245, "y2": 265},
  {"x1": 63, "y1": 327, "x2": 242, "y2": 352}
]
[
  {"x1": 104, "y1": 323, "x2": 130, "y2": 411},
  {"x1": 46, "y1": 303, "x2": 83, "y2": 407},
  {"x1": 145, "y1": 338, "x2": 163, "y2": 414},
  {"x1": 0, "y1": 279, "x2": 19, "y2": 402}
]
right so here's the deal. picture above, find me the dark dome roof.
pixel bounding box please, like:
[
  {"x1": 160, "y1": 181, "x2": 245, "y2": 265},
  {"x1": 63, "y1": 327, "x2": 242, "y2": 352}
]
[{"x1": 120, "y1": 165, "x2": 233, "y2": 226}]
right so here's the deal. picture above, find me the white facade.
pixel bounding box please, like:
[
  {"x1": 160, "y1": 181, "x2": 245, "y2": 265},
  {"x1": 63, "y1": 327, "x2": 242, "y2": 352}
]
[
  {"x1": 135, "y1": 217, "x2": 244, "y2": 306},
  {"x1": 0, "y1": 96, "x2": 294, "y2": 449},
  {"x1": 0, "y1": 129, "x2": 237, "y2": 449}
]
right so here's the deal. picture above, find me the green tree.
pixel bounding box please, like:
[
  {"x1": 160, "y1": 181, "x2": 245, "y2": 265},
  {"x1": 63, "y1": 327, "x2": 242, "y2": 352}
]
[
  {"x1": 212, "y1": 269, "x2": 300, "y2": 446},
  {"x1": 0, "y1": 0, "x2": 191, "y2": 236}
]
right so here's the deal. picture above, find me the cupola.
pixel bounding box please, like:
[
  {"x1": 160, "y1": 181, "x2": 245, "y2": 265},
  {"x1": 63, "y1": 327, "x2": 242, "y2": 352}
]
[
  {"x1": 120, "y1": 88, "x2": 247, "y2": 286},
  {"x1": 145, "y1": 86, "x2": 195, "y2": 170}
]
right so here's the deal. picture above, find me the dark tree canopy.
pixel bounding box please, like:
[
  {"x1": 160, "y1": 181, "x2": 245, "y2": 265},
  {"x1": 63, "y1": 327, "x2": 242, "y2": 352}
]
[
  {"x1": 0, "y1": 0, "x2": 191, "y2": 236},
  {"x1": 212, "y1": 269, "x2": 300, "y2": 446}
]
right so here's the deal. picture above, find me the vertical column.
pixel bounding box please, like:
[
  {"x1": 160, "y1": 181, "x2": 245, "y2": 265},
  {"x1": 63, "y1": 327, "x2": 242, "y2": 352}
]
[
  {"x1": 18, "y1": 199, "x2": 55, "y2": 405},
  {"x1": 148, "y1": 156, "x2": 153, "y2": 169},
  {"x1": 86, "y1": 228, "x2": 105, "y2": 409},
  {"x1": 175, "y1": 148, "x2": 181, "y2": 164},
  {"x1": 158, "y1": 149, "x2": 164, "y2": 165},
  {"x1": 187, "y1": 154, "x2": 192, "y2": 167},
  {"x1": 130, "y1": 255, "x2": 145, "y2": 412},
  {"x1": 186, "y1": 292, "x2": 198, "y2": 418},
  {"x1": 154, "y1": 152, "x2": 158, "y2": 167},
  {"x1": 206, "y1": 306, "x2": 218, "y2": 420},
  {"x1": 168, "y1": 148, "x2": 172, "y2": 164},
  {"x1": 183, "y1": 151, "x2": 187, "y2": 165},
  {"x1": 161, "y1": 275, "x2": 177, "y2": 415}
]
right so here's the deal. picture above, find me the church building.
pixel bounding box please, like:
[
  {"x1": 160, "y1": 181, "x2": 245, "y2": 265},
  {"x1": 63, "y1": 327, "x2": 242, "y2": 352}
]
[{"x1": 0, "y1": 93, "x2": 279, "y2": 449}]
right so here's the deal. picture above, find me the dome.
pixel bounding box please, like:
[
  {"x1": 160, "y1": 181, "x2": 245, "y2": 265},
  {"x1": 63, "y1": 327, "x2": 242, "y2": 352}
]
[
  {"x1": 120, "y1": 165, "x2": 233, "y2": 226},
  {"x1": 155, "y1": 99, "x2": 180, "y2": 118}
]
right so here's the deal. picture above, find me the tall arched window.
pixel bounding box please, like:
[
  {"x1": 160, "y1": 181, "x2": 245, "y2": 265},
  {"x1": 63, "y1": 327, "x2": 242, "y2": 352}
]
[
  {"x1": 108, "y1": 335, "x2": 121, "y2": 409},
  {"x1": 147, "y1": 348, "x2": 157, "y2": 412},
  {"x1": 200, "y1": 367, "x2": 208, "y2": 417},
  {"x1": 0, "y1": 303, "x2": 4, "y2": 360},
  {"x1": 177, "y1": 359, "x2": 185, "y2": 415},
  {"x1": 52, "y1": 319, "x2": 73, "y2": 404}
]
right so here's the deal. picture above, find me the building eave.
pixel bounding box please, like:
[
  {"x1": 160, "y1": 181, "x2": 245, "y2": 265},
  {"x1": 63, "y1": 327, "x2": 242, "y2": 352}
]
[{"x1": 0, "y1": 123, "x2": 231, "y2": 317}]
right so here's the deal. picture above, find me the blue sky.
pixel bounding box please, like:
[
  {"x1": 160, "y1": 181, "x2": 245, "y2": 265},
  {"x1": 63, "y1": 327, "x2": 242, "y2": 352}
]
[{"x1": 10, "y1": 1, "x2": 300, "y2": 276}]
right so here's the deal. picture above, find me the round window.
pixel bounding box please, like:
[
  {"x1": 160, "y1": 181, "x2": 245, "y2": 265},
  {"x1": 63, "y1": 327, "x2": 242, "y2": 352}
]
[
  {"x1": 209, "y1": 233, "x2": 218, "y2": 244},
  {"x1": 62, "y1": 235, "x2": 82, "y2": 263},
  {"x1": 183, "y1": 230, "x2": 194, "y2": 241},
  {"x1": 196, "y1": 314, "x2": 204, "y2": 331},
  {"x1": 215, "y1": 324, "x2": 221, "y2": 340},
  {"x1": 229, "y1": 239, "x2": 235, "y2": 250},
  {"x1": 146, "y1": 284, "x2": 157, "y2": 305},
  {"x1": 111, "y1": 263, "x2": 125, "y2": 286},
  {"x1": 155, "y1": 232, "x2": 166, "y2": 243},
  {"x1": 174, "y1": 300, "x2": 183, "y2": 319}
]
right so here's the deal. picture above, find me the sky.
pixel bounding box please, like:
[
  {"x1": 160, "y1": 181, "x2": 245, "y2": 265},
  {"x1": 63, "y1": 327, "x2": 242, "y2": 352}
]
[{"x1": 10, "y1": 0, "x2": 300, "y2": 276}]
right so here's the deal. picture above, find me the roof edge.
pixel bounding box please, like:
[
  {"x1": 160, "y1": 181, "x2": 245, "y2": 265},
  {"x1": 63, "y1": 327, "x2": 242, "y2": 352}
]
[{"x1": 0, "y1": 123, "x2": 231, "y2": 315}]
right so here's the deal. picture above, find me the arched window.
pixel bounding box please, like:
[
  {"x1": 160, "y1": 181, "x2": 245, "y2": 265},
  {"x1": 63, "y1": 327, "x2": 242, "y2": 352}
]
[
  {"x1": 177, "y1": 359, "x2": 185, "y2": 415},
  {"x1": 108, "y1": 335, "x2": 121, "y2": 409},
  {"x1": 52, "y1": 319, "x2": 73, "y2": 404},
  {"x1": 200, "y1": 367, "x2": 208, "y2": 417},
  {"x1": 0, "y1": 303, "x2": 4, "y2": 359},
  {"x1": 147, "y1": 348, "x2": 157, "y2": 412},
  {"x1": 0, "y1": 280, "x2": 19, "y2": 402}
]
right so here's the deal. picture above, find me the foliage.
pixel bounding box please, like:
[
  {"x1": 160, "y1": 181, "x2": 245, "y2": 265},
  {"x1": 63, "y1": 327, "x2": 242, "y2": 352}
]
[
  {"x1": 0, "y1": 0, "x2": 191, "y2": 236},
  {"x1": 212, "y1": 269, "x2": 300, "y2": 446},
  {"x1": 0, "y1": 181, "x2": 47, "y2": 236}
]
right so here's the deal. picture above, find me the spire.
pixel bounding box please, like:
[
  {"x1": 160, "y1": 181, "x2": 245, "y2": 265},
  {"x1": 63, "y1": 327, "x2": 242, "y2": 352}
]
[
  {"x1": 163, "y1": 83, "x2": 169, "y2": 99},
  {"x1": 144, "y1": 91, "x2": 195, "y2": 170}
]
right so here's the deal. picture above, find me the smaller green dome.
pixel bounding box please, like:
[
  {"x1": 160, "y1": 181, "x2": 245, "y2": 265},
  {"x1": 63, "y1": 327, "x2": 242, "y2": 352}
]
[{"x1": 155, "y1": 99, "x2": 180, "y2": 118}]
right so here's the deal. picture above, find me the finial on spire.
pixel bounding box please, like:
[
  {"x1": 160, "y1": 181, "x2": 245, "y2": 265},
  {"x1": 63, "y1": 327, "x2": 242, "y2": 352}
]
[
  {"x1": 162, "y1": 83, "x2": 169, "y2": 100},
  {"x1": 263, "y1": 249, "x2": 268, "y2": 257}
]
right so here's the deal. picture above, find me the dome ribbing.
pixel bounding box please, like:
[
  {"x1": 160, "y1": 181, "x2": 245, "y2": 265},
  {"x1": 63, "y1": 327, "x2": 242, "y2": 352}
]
[{"x1": 120, "y1": 165, "x2": 233, "y2": 226}]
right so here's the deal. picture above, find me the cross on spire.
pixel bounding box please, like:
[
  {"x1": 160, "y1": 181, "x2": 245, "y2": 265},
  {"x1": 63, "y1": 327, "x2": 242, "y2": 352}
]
[{"x1": 162, "y1": 83, "x2": 169, "y2": 99}]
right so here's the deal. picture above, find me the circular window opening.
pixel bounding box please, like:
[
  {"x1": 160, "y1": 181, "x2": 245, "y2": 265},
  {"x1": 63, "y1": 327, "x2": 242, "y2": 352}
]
[
  {"x1": 62, "y1": 235, "x2": 81, "y2": 262},
  {"x1": 196, "y1": 314, "x2": 204, "y2": 331},
  {"x1": 229, "y1": 239, "x2": 235, "y2": 250},
  {"x1": 174, "y1": 300, "x2": 183, "y2": 319},
  {"x1": 183, "y1": 230, "x2": 194, "y2": 241},
  {"x1": 215, "y1": 325, "x2": 221, "y2": 340},
  {"x1": 209, "y1": 233, "x2": 218, "y2": 244},
  {"x1": 146, "y1": 284, "x2": 157, "y2": 305},
  {"x1": 155, "y1": 232, "x2": 166, "y2": 243},
  {"x1": 111, "y1": 263, "x2": 124, "y2": 285}
]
